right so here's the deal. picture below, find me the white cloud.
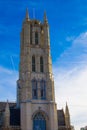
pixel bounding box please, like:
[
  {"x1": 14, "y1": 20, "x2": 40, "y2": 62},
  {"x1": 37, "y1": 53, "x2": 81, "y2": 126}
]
[
  {"x1": 0, "y1": 32, "x2": 87, "y2": 130},
  {"x1": 66, "y1": 36, "x2": 75, "y2": 42},
  {"x1": 54, "y1": 66, "x2": 87, "y2": 130},
  {"x1": 53, "y1": 32, "x2": 87, "y2": 130},
  {"x1": 58, "y1": 32, "x2": 87, "y2": 67},
  {"x1": 0, "y1": 66, "x2": 18, "y2": 101},
  {"x1": 73, "y1": 32, "x2": 87, "y2": 45}
]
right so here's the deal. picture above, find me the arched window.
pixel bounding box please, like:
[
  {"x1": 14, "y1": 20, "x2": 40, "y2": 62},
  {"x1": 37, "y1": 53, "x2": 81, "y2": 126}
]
[
  {"x1": 32, "y1": 56, "x2": 35, "y2": 72},
  {"x1": 40, "y1": 56, "x2": 44, "y2": 72},
  {"x1": 40, "y1": 80, "x2": 46, "y2": 99},
  {"x1": 35, "y1": 32, "x2": 38, "y2": 45},
  {"x1": 33, "y1": 112, "x2": 46, "y2": 130},
  {"x1": 32, "y1": 79, "x2": 37, "y2": 99}
]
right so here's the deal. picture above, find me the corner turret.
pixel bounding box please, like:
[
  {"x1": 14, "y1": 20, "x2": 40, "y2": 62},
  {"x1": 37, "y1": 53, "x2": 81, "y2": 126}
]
[
  {"x1": 65, "y1": 102, "x2": 71, "y2": 127},
  {"x1": 4, "y1": 100, "x2": 10, "y2": 127}
]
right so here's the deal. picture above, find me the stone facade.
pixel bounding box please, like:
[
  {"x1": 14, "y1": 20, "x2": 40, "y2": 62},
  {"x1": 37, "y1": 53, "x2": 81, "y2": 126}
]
[
  {"x1": 1, "y1": 126, "x2": 20, "y2": 130},
  {"x1": 0, "y1": 9, "x2": 74, "y2": 130},
  {"x1": 18, "y1": 9, "x2": 58, "y2": 130}
]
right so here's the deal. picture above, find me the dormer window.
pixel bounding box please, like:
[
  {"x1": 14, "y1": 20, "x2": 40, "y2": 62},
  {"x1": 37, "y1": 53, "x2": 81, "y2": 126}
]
[{"x1": 35, "y1": 32, "x2": 38, "y2": 45}]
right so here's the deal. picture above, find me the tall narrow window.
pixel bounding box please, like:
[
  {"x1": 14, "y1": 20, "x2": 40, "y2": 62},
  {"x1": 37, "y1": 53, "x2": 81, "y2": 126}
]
[
  {"x1": 40, "y1": 56, "x2": 44, "y2": 72},
  {"x1": 35, "y1": 32, "x2": 38, "y2": 45},
  {"x1": 32, "y1": 56, "x2": 35, "y2": 72},
  {"x1": 40, "y1": 80, "x2": 46, "y2": 99},
  {"x1": 32, "y1": 79, "x2": 37, "y2": 99},
  {"x1": 30, "y1": 24, "x2": 32, "y2": 44}
]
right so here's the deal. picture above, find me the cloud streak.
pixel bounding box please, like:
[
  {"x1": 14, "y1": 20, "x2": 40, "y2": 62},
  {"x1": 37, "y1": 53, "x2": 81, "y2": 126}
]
[
  {"x1": 0, "y1": 66, "x2": 18, "y2": 101},
  {"x1": 0, "y1": 32, "x2": 87, "y2": 130},
  {"x1": 53, "y1": 32, "x2": 87, "y2": 130}
]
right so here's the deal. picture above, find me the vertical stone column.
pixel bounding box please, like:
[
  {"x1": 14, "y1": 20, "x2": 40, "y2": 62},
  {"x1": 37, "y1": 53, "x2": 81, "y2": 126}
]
[
  {"x1": 49, "y1": 102, "x2": 58, "y2": 130},
  {"x1": 4, "y1": 101, "x2": 10, "y2": 128},
  {"x1": 21, "y1": 103, "x2": 32, "y2": 130}
]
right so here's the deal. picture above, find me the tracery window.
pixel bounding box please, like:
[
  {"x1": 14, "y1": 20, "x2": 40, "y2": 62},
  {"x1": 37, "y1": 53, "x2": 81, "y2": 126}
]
[
  {"x1": 32, "y1": 79, "x2": 37, "y2": 99},
  {"x1": 35, "y1": 32, "x2": 38, "y2": 45},
  {"x1": 32, "y1": 56, "x2": 35, "y2": 72},
  {"x1": 33, "y1": 112, "x2": 46, "y2": 130},
  {"x1": 40, "y1": 80, "x2": 46, "y2": 99},
  {"x1": 40, "y1": 56, "x2": 44, "y2": 72},
  {"x1": 34, "y1": 112, "x2": 45, "y2": 120}
]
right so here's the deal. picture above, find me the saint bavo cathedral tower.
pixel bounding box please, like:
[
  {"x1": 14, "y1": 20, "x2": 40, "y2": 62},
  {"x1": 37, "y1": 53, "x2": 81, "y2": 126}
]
[{"x1": 0, "y1": 9, "x2": 73, "y2": 130}]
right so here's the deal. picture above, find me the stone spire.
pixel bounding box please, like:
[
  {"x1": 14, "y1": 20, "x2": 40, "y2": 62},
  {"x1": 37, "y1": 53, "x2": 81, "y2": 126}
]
[
  {"x1": 4, "y1": 100, "x2": 10, "y2": 127},
  {"x1": 65, "y1": 102, "x2": 69, "y2": 116},
  {"x1": 44, "y1": 11, "x2": 48, "y2": 24},
  {"x1": 65, "y1": 102, "x2": 70, "y2": 127},
  {"x1": 25, "y1": 8, "x2": 29, "y2": 21}
]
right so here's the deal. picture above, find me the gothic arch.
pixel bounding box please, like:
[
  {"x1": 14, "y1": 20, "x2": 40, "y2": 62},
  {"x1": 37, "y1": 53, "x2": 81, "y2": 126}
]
[
  {"x1": 32, "y1": 109, "x2": 49, "y2": 120},
  {"x1": 32, "y1": 110, "x2": 49, "y2": 130}
]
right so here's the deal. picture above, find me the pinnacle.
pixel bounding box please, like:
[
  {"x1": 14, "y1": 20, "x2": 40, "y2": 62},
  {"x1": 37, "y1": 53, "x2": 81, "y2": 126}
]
[
  {"x1": 26, "y1": 8, "x2": 29, "y2": 21},
  {"x1": 44, "y1": 11, "x2": 48, "y2": 23}
]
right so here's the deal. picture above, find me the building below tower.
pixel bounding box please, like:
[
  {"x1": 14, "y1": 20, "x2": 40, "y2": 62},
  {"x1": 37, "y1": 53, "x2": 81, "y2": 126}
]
[{"x1": 0, "y1": 101, "x2": 74, "y2": 130}]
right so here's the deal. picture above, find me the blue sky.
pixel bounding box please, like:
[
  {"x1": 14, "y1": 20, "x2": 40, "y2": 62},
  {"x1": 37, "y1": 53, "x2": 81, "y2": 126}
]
[{"x1": 0, "y1": 0, "x2": 87, "y2": 130}]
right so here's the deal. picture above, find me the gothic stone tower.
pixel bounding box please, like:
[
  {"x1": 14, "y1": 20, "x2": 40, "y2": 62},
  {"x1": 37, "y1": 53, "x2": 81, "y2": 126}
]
[{"x1": 17, "y1": 9, "x2": 58, "y2": 130}]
